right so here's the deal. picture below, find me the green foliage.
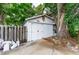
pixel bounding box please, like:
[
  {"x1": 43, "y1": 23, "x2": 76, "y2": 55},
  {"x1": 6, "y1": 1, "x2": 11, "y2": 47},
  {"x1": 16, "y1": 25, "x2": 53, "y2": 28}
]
[
  {"x1": 34, "y1": 4, "x2": 44, "y2": 15},
  {"x1": 1, "y1": 3, "x2": 79, "y2": 38},
  {"x1": 0, "y1": 4, "x2": 3, "y2": 14},
  {"x1": 44, "y1": 3, "x2": 57, "y2": 16},
  {"x1": 1, "y1": 3, "x2": 35, "y2": 25},
  {"x1": 64, "y1": 3, "x2": 79, "y2": 37},
  {"x1": 44, "y1": 3, "x2": 79, "y2": 37}
]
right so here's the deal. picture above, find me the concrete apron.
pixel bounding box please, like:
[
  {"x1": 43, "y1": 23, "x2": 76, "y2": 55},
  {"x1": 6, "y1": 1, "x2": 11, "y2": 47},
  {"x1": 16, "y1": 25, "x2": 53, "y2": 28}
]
[{"x1": 1, "y1": 39, "x2": 64, "y2": 55}]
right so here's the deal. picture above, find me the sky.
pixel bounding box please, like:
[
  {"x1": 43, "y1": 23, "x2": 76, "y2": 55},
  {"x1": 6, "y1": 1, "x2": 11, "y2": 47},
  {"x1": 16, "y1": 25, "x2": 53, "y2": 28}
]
[{"x1": 32, "y1": 3, "x2": 43, "y2": 7}]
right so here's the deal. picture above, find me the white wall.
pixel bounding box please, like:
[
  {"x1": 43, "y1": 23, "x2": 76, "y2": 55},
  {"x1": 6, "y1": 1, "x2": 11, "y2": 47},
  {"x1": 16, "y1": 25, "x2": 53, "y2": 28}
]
[{"x1": 24, "y1": 16, "x2": 55, "y2": 41}]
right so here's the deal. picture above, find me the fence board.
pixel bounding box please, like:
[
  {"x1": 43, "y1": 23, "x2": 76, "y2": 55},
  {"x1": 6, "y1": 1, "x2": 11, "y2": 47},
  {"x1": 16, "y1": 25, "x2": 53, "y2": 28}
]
[
  {"x1": 23, "y1": 26, "x2": 27, "y2": 42},
  {"x1": 1, "y1": 26, "x2": 3, "y2": 40},
  {"x1": 0, "y1": 25, "x2": 27, "y2": 43},
  {"x1": 9, "y1": 27, "x2": 12, "y2": 41},
  {"x1": 3, "y1": 26, "x2": 5, "y2": 41},
  {"x1": 14, "y1": 26, "x2": 16, "y2": 42},
  {"x1": 7, "y1": 27, "x2": 9, "y2": 40},
  {"x1": 5, "y1": 26, "x2": 7, "y2": 41}
]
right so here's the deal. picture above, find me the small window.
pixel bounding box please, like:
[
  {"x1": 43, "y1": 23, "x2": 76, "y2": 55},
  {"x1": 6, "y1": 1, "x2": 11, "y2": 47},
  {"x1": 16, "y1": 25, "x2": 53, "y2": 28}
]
[
  {"x1": 53, "y1": 29, "x2": 57, "y2": 33},
  {"x1": 53, "y1": 24, "x2": 56, "y2": 27},
  {"x1": 53, "y1": 24, "x2": 57, "y2": 33}
]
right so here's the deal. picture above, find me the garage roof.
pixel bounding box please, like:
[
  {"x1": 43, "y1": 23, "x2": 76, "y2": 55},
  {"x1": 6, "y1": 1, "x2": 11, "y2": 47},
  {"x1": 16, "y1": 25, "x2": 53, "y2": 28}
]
[{"x1": 23, "y1": 14, "x2": 55, "y2": 25}]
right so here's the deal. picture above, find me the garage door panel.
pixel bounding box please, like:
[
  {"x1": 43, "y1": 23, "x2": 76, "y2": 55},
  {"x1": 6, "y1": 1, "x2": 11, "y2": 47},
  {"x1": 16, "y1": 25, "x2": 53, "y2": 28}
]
[
  {"x1": 27, "y1": 22, "x2": 54, "y2": 41},
  {"x1": 32, "y1": 23, "x2": 39, "y2": 33},
  {"x1": 31, "y1": 23, "x2": 42, "y2": 41},
  {"x1": 42, "y1": 24, "x2": 53, "y2": 38}
]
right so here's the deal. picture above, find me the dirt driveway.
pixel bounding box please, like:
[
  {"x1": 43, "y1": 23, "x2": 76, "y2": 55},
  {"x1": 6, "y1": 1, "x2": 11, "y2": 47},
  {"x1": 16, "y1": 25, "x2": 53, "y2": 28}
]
[{"x1": 1, "y1": 39, "x2": 79, "y2": 55}]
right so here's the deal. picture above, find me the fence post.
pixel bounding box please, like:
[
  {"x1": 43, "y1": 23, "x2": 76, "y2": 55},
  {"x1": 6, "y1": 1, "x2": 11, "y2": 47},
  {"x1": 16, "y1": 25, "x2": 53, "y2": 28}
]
[
  {"x1": 16, "y1": 26, "x2": 17, "y2": 41},
  {"x1": 18, "y1": 26, "x2": 20, "y2": 42},
  {"x1": 1, "y1": 25, "x2": 3, "y2": 40},
  {"x1": 5, "y1": 25, "x2": 8, "y2": 41},
  {"x1": 8, "y1": 26, "x2": 11, "y2": 41},
  {"x1": 14, "y1": 26, "x2": 17, "y2": 42},
  {"x1": 24, "y1": 26, "x2": 27, "y2": 42},
  {"x1": 22, "y1": 26, "x2": 24, "y2": 42},
  {"x1": 16, "y1": 26, "x2": 19, "y2": 42},
  {"x1": 13, "y1": 26, "x2": 15, "y2": 41},
  {"x1": 19, "y1": 26, "x2": 22, "y2": 43},
  {"x1": 7, "y1": 26, "x2": 9, "y2": 41},
  {"x1": 3, "y1": 25, "x2": 4, "y2": 40}
]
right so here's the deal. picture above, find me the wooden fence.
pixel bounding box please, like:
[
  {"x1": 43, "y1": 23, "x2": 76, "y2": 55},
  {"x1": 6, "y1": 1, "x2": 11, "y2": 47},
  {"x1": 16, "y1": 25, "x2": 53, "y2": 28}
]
[{"x1": 0, "y1": 25, "x2": 27, "y2": 43}]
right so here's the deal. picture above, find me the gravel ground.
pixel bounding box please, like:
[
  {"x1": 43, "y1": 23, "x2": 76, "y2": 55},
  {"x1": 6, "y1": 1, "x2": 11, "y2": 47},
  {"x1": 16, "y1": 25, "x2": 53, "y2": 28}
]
[{"x1": 1, "y1": 39, "x2": 79, "y2": 55}]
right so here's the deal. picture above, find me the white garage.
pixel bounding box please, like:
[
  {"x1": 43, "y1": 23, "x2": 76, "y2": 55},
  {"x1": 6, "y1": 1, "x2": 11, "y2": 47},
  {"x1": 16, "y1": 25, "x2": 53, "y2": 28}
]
[{"x1": 24, "y1": 14, "x2": 57, "y2": 42}]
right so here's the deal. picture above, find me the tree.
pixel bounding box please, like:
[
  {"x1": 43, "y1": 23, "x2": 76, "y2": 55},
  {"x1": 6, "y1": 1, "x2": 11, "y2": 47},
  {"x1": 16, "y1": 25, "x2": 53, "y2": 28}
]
[
  {"x1": 57, "y1": 3, "x2": 67, "y2": 38},
  {"x1": 0, "y1": 4, "x2": 5, "y2": 24},
  {"x1": 55, "y1": 3, "x2": 79, "y2": 40},
  {"x1": 64, "y1": 3, "x2": 79, "y2": 37},
  {"x1": 44, "y1": 3, "x2": 68, "y2": 38},
  {"x1": 44, "y1": 3, "x2": 57, "y2": 17},
  {"x1": 1, "y1": 3, "x2": 35, "y2": 25},
  {"x1": 64, "y1": 3, "x2": 79, "y2": 42},
  {"x1": 34, "y1": 4, "x2": 44, "y2": 15},
  {"x1": 44, "y1": 3, "x2": 79, "y2": 38}
]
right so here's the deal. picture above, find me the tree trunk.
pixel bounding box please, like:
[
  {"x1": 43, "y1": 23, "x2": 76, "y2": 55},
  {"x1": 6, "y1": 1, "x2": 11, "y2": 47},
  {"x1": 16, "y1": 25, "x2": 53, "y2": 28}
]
[
  {"x1": 57, "y1": 3, "x2": 69, "y2": 38},
  {"x1": 0, "y1": 14, "x2": 4, "y2": 24}
]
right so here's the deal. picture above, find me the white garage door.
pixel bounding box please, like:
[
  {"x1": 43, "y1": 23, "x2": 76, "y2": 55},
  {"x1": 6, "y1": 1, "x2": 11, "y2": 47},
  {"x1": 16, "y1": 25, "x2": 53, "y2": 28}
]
[{"x1": 27, "y1": 22, "x2": 53, "y2": 41}]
